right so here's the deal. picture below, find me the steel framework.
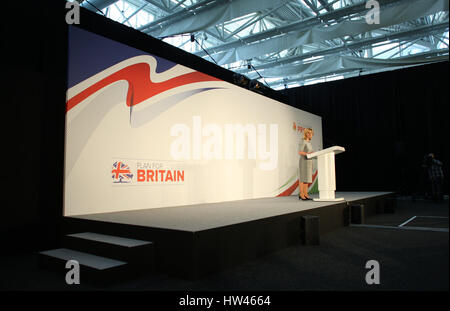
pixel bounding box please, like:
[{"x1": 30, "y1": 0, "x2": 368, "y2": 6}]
[{"x1": 81, "y1": 0, "x2": 449, "y2": 88}]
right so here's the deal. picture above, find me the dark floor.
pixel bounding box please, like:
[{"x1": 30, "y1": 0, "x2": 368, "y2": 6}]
[{"x1": 0, "y1": 197, "x2": 448, "y2": 292}]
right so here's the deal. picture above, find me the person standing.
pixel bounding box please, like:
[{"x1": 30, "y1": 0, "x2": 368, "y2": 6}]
[
  {"x1": 298, "y1": 128, "x2": 314, "y2": 200},
  {"x1": 427, "y1": 153, "x2": 444, "y2": 202}
]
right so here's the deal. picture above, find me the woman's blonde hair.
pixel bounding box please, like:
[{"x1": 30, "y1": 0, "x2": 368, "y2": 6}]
[{"x1": 303, "y1": 128, "x2": 314, "y2": 140}]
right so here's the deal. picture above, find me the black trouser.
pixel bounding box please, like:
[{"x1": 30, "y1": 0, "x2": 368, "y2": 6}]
[{"x1": 430, "y1": 177, "x2": 444, "y2": 202}]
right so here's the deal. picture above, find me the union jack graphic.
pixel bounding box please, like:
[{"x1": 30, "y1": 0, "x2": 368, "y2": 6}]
[
  {"x1": 112, "y1": 161, "x2": 133, "y2": 183},
  {"x1": 293, "y1": 122, "x2": 304, "y2": 133}
]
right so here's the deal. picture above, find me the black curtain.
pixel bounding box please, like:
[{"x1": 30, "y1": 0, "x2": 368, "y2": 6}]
[
  {"x1": 2, "y1": 0, "x2": 68, "y2": 252},
  {"x1": 282, "y1": 62, "x2": 449, "y2": 195}
]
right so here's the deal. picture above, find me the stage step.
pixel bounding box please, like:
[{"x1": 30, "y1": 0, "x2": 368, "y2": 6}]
[
  {"x1": 39, "y1": 248, "x2": 129, "y2": 285},
  {"x1": 39, "y1": 232, "x2": 155, "y2": 285},
  {"x1": 63, "y1": 232, "x2": 154, "y2": 267}
]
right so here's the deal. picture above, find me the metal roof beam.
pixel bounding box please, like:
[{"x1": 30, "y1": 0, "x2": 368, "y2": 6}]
[
  {"x1": 236, "y1": 21, "x2": 449, "y2": 73},
  {"x1": 223, "y1": 1, "x2": 292, "y2": 40},
  {"x1": 267, "y1": 49, "x2": 448, "y2": 88},
  {"x1": 137, "y1": 0, "x2": 220, "y2": 31},
  {"x1": 122, "y1": 2, "x2": 149, "y2": 24},
  {"x1": 137, "y1": 0, "x2": 226, "y2": 44},
  {"x1": 82, "y1": 0, "x2": 118, "y2": 11},
  {"x1": 194, "y1": 0, "x2": 406, "y2": 57}
]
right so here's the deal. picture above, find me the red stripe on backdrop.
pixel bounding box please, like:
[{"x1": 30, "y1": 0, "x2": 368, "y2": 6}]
[
  {"x1": 277, "y1": 179, "x2": 299, "y2": 197},
  {"x1": 277, "y1": 170, "x2": 318, "y2": 197},
  {"x1": 66, "y1": 63, "x2": 220, "y2": 112}
]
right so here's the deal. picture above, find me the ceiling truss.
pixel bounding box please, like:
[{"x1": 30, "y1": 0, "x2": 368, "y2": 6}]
[{"x1": 81, "y1": 0, "x2": 449, "y2": 88}]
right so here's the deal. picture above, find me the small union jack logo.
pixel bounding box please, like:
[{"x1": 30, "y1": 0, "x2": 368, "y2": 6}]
[
  {"x1": 293, "y1": 122, "x2": 304, "y2": 133},
  {"x1": 112, "y1": 161, "x2": 133, "y2": 183}
]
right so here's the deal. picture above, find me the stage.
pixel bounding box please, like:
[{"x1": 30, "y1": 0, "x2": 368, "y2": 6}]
[{"x1": 63, "y1": 192, "x2": 394, "y2": 280}]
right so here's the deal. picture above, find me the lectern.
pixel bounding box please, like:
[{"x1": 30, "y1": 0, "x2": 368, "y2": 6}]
[{"x1": 307, "y1": 146, "x2": 345, "y2": 201}]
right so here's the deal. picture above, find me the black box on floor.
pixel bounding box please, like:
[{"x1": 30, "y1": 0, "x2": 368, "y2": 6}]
[
  {"x1": 301, "y1": 216, "x2": 320, "y2": 245},
  {"x1": 350, "y1": 204, "x2": 365, "y2": 224}
]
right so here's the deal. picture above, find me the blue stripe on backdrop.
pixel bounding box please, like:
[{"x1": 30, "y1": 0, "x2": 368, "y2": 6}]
[{"x1": 67, "y1": 26, "x2": 177, "y2": 88}]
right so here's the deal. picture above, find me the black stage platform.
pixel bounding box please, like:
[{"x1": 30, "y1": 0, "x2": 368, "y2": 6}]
[{"x1": 64, "y1": 192, "x2": 394, "y2": 279}]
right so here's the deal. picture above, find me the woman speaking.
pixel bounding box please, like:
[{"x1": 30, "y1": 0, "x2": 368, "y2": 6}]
[{"x1": 298, "y1": 128, "x2": 314, "y2": 200}]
